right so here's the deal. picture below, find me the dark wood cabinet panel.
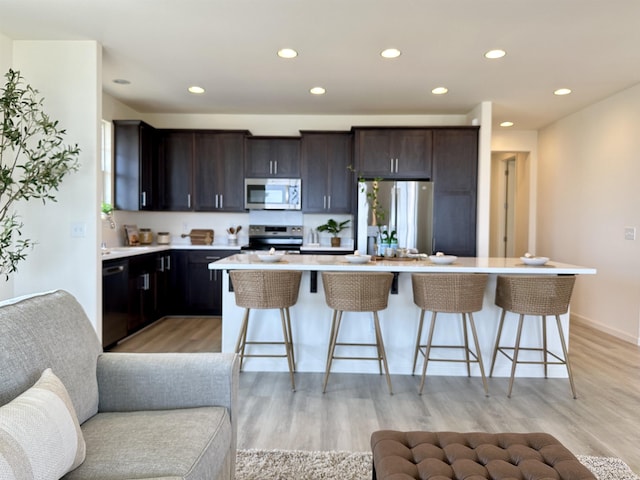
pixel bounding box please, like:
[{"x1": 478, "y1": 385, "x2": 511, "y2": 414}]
[
  {"x1": 431, "y1": 127, "x2": 479, "y2": 256},
  {"x1": 354, "y1": 128, "x2": 432, "y2": 179},
  {"x1": 194, "y1": 132, "x2": 246, "y2": 211},
  {"x1": 245, "y1": 137, "x2": 301, "y2": 178},
  {"x1": 301, "y1": 131, "x2": 353, "y2": 213},
  {"x1": 127, "y1": 253, "x2": 157, "y2": 332},
  {"x1": 159, "y1": 130, "x2": 194, "y2": 210},
  {"x1": 172, "y1": 250, "x2": 236, "y2": 315},
  {"x1": 113, "y1": 120, "x2": 157, "y2": 211}
]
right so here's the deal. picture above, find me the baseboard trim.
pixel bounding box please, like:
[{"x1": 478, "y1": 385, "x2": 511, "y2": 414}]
[{"x1": 571, "y1": 313, "x2": 640, "y2": 346}]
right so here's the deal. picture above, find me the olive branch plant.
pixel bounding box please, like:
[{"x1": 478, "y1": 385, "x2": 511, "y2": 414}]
[{"x1": 0, "y1": 69, "x2": 80, "y2": 279}]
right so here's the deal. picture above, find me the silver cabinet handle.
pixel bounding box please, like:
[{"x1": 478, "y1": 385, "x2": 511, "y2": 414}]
[
  {"x1": 215, "y1": 194, "x2": 218, "y2": 209},
  {"x1": 327, "y1": 195, "x2": 331, "y2": 210},
  {"x1": 390, "y1": 158, "x2": 394, "y2": 173},
  {"x1": 274, "y1": 160, "x2": 278, "y2": 175},
  {"x1": 165, "y1": 255, "x2": 171, "y2": 271},
  {"x1": 141, "y1": 191, "x2": 147, "y2": 207},
  {"x1": 219, "y1": 194, "x2": 223, "y2": 209},
  {"x1": 187, "y1": 193, "x2": 192, "y2": 209},
  {"x1": 138, "y1": 273, "x2": 150, "y2": 291},
  {"x1": 103, "y1": 265, "x2": 124, "y2": 275},
  {"x1": 323, "y1": 195, "x2": 327, "y2": 209},
  {"x1": 395, "y1": 158, "x2": 399, "y2": 173},
  {"x1": 269, "y1": 160, "x2": 273, "y2": 175}
]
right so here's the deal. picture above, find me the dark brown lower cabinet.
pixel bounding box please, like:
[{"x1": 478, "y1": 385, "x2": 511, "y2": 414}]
[{"x1": 172, "y1": 250, "x2": 236, "y2": 315}]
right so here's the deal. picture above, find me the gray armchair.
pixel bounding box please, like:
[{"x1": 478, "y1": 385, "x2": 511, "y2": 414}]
[{"x1": 0, "y1": 290, "x2": 238, "y2": 480}]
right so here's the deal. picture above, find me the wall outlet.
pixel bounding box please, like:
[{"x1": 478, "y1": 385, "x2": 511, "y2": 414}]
[{"x1": 624, "y1": 226, "x2": 636, "y2": 241}]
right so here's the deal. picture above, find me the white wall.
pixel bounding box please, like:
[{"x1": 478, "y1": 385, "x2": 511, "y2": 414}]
[
  {"x1": 538, "y1": 84, "x2": 640, "y2": 344},
  {"x1": 11, "y1": 41, "x2": 102, "y2": 328},
  {"x1": 0, "y1": 33, "x2": 14, "y2": 301}
]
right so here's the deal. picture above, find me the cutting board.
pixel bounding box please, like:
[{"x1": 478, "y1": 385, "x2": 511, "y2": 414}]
[{"x1": 181, "y1": 229, "x2": 214, "y2": 245}]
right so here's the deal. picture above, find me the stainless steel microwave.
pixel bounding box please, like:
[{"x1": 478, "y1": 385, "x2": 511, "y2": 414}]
[{"x1": 244, "y1": 178, "x2": 301, "y2": 210}]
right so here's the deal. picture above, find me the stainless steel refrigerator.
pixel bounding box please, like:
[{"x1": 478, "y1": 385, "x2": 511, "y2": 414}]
[{"x1": 356, "y1": 180, "x2": 434, "y2": 255}]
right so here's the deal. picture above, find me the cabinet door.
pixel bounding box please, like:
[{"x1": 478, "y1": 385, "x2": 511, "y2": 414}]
[
  {"x1": 355, "y1": 128, "x2": 432, "y2": 179},
  {"x1": 154, "y1": 252, "x2": 173, "y2": 318},
  {"x1": 194, "y1": 132, "x2": 246, "y2": 212},
  {"x1": 113, "y1": 120, "x2": 157, "y2": 211},
  {"x1": 431, "y1": 128, "x2": 479, "y2": 256},
  {"x1": 393, "y1": 129, "x2": 432, "y2": 178},
  {"x1": 159, "y1": 131, "x2": 193, "y2": 210},
  {"x1": 128, "y1": 254, "x2": 157, "y2": 332},
  {"x1": 302, "y1": 132, "x2": 353, "y2": 213},
  {"x1": 245, "y1": 137, "x2": 300, "y2": 177},
  {"x1": 354, "y1": 129, "x2": 394, "y2": 177}
]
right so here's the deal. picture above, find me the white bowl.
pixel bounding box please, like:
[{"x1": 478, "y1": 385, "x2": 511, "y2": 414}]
[
  {"x1": 257, "y1": 254, "x2": 284, "y2": 263},
  {"x1": 521, "y1": 256, "x2": 549, "y2": 266},
  {"x1": 428, "y1": 255, "x2": 457, "y2": 265},
  {"x1": 345, "y1": 254, "x2": 371, "y2": 264}
]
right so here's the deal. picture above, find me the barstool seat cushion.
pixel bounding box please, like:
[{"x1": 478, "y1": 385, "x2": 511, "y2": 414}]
[{"x1": 371, "y1": 430, "x2": 595, "y2": 480}]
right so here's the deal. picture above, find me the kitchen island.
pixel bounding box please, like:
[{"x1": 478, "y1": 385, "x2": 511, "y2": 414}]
[{"x1": 209, "y1": 254, "x2": 596, "y2": 378}]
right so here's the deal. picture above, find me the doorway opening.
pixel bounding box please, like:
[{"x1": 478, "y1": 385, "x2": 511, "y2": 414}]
[{"x1": 490, "y1": 152, "x2": 531, "y2": 257}]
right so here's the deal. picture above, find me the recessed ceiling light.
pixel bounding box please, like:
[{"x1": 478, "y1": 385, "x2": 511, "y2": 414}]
[
  {"x1": 380, "y1": 48, "x2": 401, "y2": 59},
  {"x1": 277, "y1": 48, "x2": 298, "y2": 59},
  {"x1": 188, "y1": 86, "x2": 205, "y2": 94},
  {"x1": 484, "y1": 49, "x2": 506, "y2": 59},
  {"x1": 500, "y1": 121, "x2": 514, "y2": 127},
  {"x1": 112, "y1": 79, "x2": 131, "y2": 85},
  {"x1": 310, "y1": 87, "x2": 326, "y2": 95},
  {"x1": 431, "y1": 87, "x2": 448, "y2": 95},
  {"x1": 554, "y1": 88, "x2": 572, "y2": 96}
]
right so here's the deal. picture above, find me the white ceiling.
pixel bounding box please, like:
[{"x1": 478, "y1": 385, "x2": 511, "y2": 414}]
[{"x1": 1, "y1": 0, "x2": 640, "y2": 130}]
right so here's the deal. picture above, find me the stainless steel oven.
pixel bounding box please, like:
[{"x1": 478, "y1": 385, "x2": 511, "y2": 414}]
[
  {"x1": 244, "y1": 178, "x2": 301, "y2": 210},
  {"x1": 242, "y1": 225, "x2": 303, "y2": 253}
]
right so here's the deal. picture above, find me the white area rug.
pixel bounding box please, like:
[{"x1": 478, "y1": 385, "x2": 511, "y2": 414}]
[{"x1": 236, "y1": 449, "x2": 639, "y2": 480}]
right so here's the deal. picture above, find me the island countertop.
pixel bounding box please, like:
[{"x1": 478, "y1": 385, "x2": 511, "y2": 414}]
[
  {"x1": 210, "y1": 253, "x2": 595, "y2": 380},
  {"x1": 208, "y1": 254, "x2": 596, "y2": 275}
]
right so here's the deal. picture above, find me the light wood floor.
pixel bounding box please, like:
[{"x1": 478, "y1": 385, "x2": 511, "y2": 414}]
[{"x1": 111, "y1": 317, "x2": 640, "y2": 472}]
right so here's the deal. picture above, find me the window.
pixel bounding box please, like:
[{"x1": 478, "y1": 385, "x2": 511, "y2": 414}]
[{"x1": 101, "y1": 120, "x2": 113, "y2": 206}]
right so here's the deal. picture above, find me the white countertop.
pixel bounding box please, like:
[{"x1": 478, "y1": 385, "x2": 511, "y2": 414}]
[
  {"x1": 101, "y1": 244, "x2": 243, "y2": 260},
  {"x1": 208, "y1": 254, "x2": 596, "y2": 275}
]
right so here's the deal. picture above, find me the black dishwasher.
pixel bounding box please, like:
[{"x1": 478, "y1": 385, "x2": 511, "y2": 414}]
[{"x1": 102, "y1": 259, "x2": 129, "y2": 349}]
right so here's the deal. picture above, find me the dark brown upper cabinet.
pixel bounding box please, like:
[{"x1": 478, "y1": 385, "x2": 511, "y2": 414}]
[
  {"x1": 158, "y1": 129, "x2": 248, "y2": 211},
  {"x1": 193, "y1": 131, "x2": 247, "y2": 212},
  {"x1": 245, "y1": 137, "x2": 301, "y2": 178},
  {"x1": 158, "y1": 130, "x2": 194, "y2": 211},
  {"x1": 431, "y1": 127, "x2": 479, "y2": 257},
  {"x1": 301, "y1": 131, "x2": 354, "y2": 214},
  {"x1": 353, "y1": 128, "x2": 433, "y2": 179},
  {"x1": 113, "y1": 120, "x2": 158, "y2": 211}
]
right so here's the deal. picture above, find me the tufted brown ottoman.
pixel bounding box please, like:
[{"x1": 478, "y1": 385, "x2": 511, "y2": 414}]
[{"x1": 371, "y1": 430, "x2": 596, "y2": 480}]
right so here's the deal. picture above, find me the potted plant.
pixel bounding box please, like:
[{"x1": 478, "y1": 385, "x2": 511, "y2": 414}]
[
  {"x1": 317, "y1": 218, "x2": 350, "y2": 247},
  {"x1": 0, "y1": 69, "x2": 80, "y2": 279}
]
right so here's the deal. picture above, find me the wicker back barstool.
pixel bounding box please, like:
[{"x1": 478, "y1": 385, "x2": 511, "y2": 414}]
[
  {"x1": 230, "y1": 270, "x2": 302, "y2": 391},
  {"x1": 489, "y1": 274, "x2": 577, "y2": 398},
  {"x1": 321, "y1": 272, "x2": 394, "y2": 394},
  {"x1": 411, "y1": 273, "x2": 489, "y2": 395}
]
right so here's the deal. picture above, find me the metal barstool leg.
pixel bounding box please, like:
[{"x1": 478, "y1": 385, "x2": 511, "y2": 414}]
[
  {"x1": 234, "y1": 308, "x2": 251, "y2": 371},
  {"x1": 555, "y1": 314, "x2": 577, "y2": 399},
  {"x1": 412, "y1": 309, "x2": 426, "y2": 375},
  {"x1": 323, "y1": 310, "x2": 342, "y2": 393},
  {"x1": 279, "y1": 308, "x2": 296, "y2": 391},
  {"x1": 542, "y1": 315, "x2": 548, "y2": 378},
  {"x1": 373, "y1": 311, "x2": 393, "y2": 395},
  {"x1": 418, "y1": 311, "x2": 438, "y2": 395},
  {"x1": 489, "y1": 309, "x2": 507, "y2": 377},
  {"x1": 468, "y1": 312, "x2": 489, "y2": 396},
  {"x1": 284, "y1": 307, "x2": 296, "y2": 369},
  {"x1": 462, "y1": 313, "x2": 471, "y2": 377},
  {"x1": 507, "y1": 314, "x2": 525, "y2": 398}
]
